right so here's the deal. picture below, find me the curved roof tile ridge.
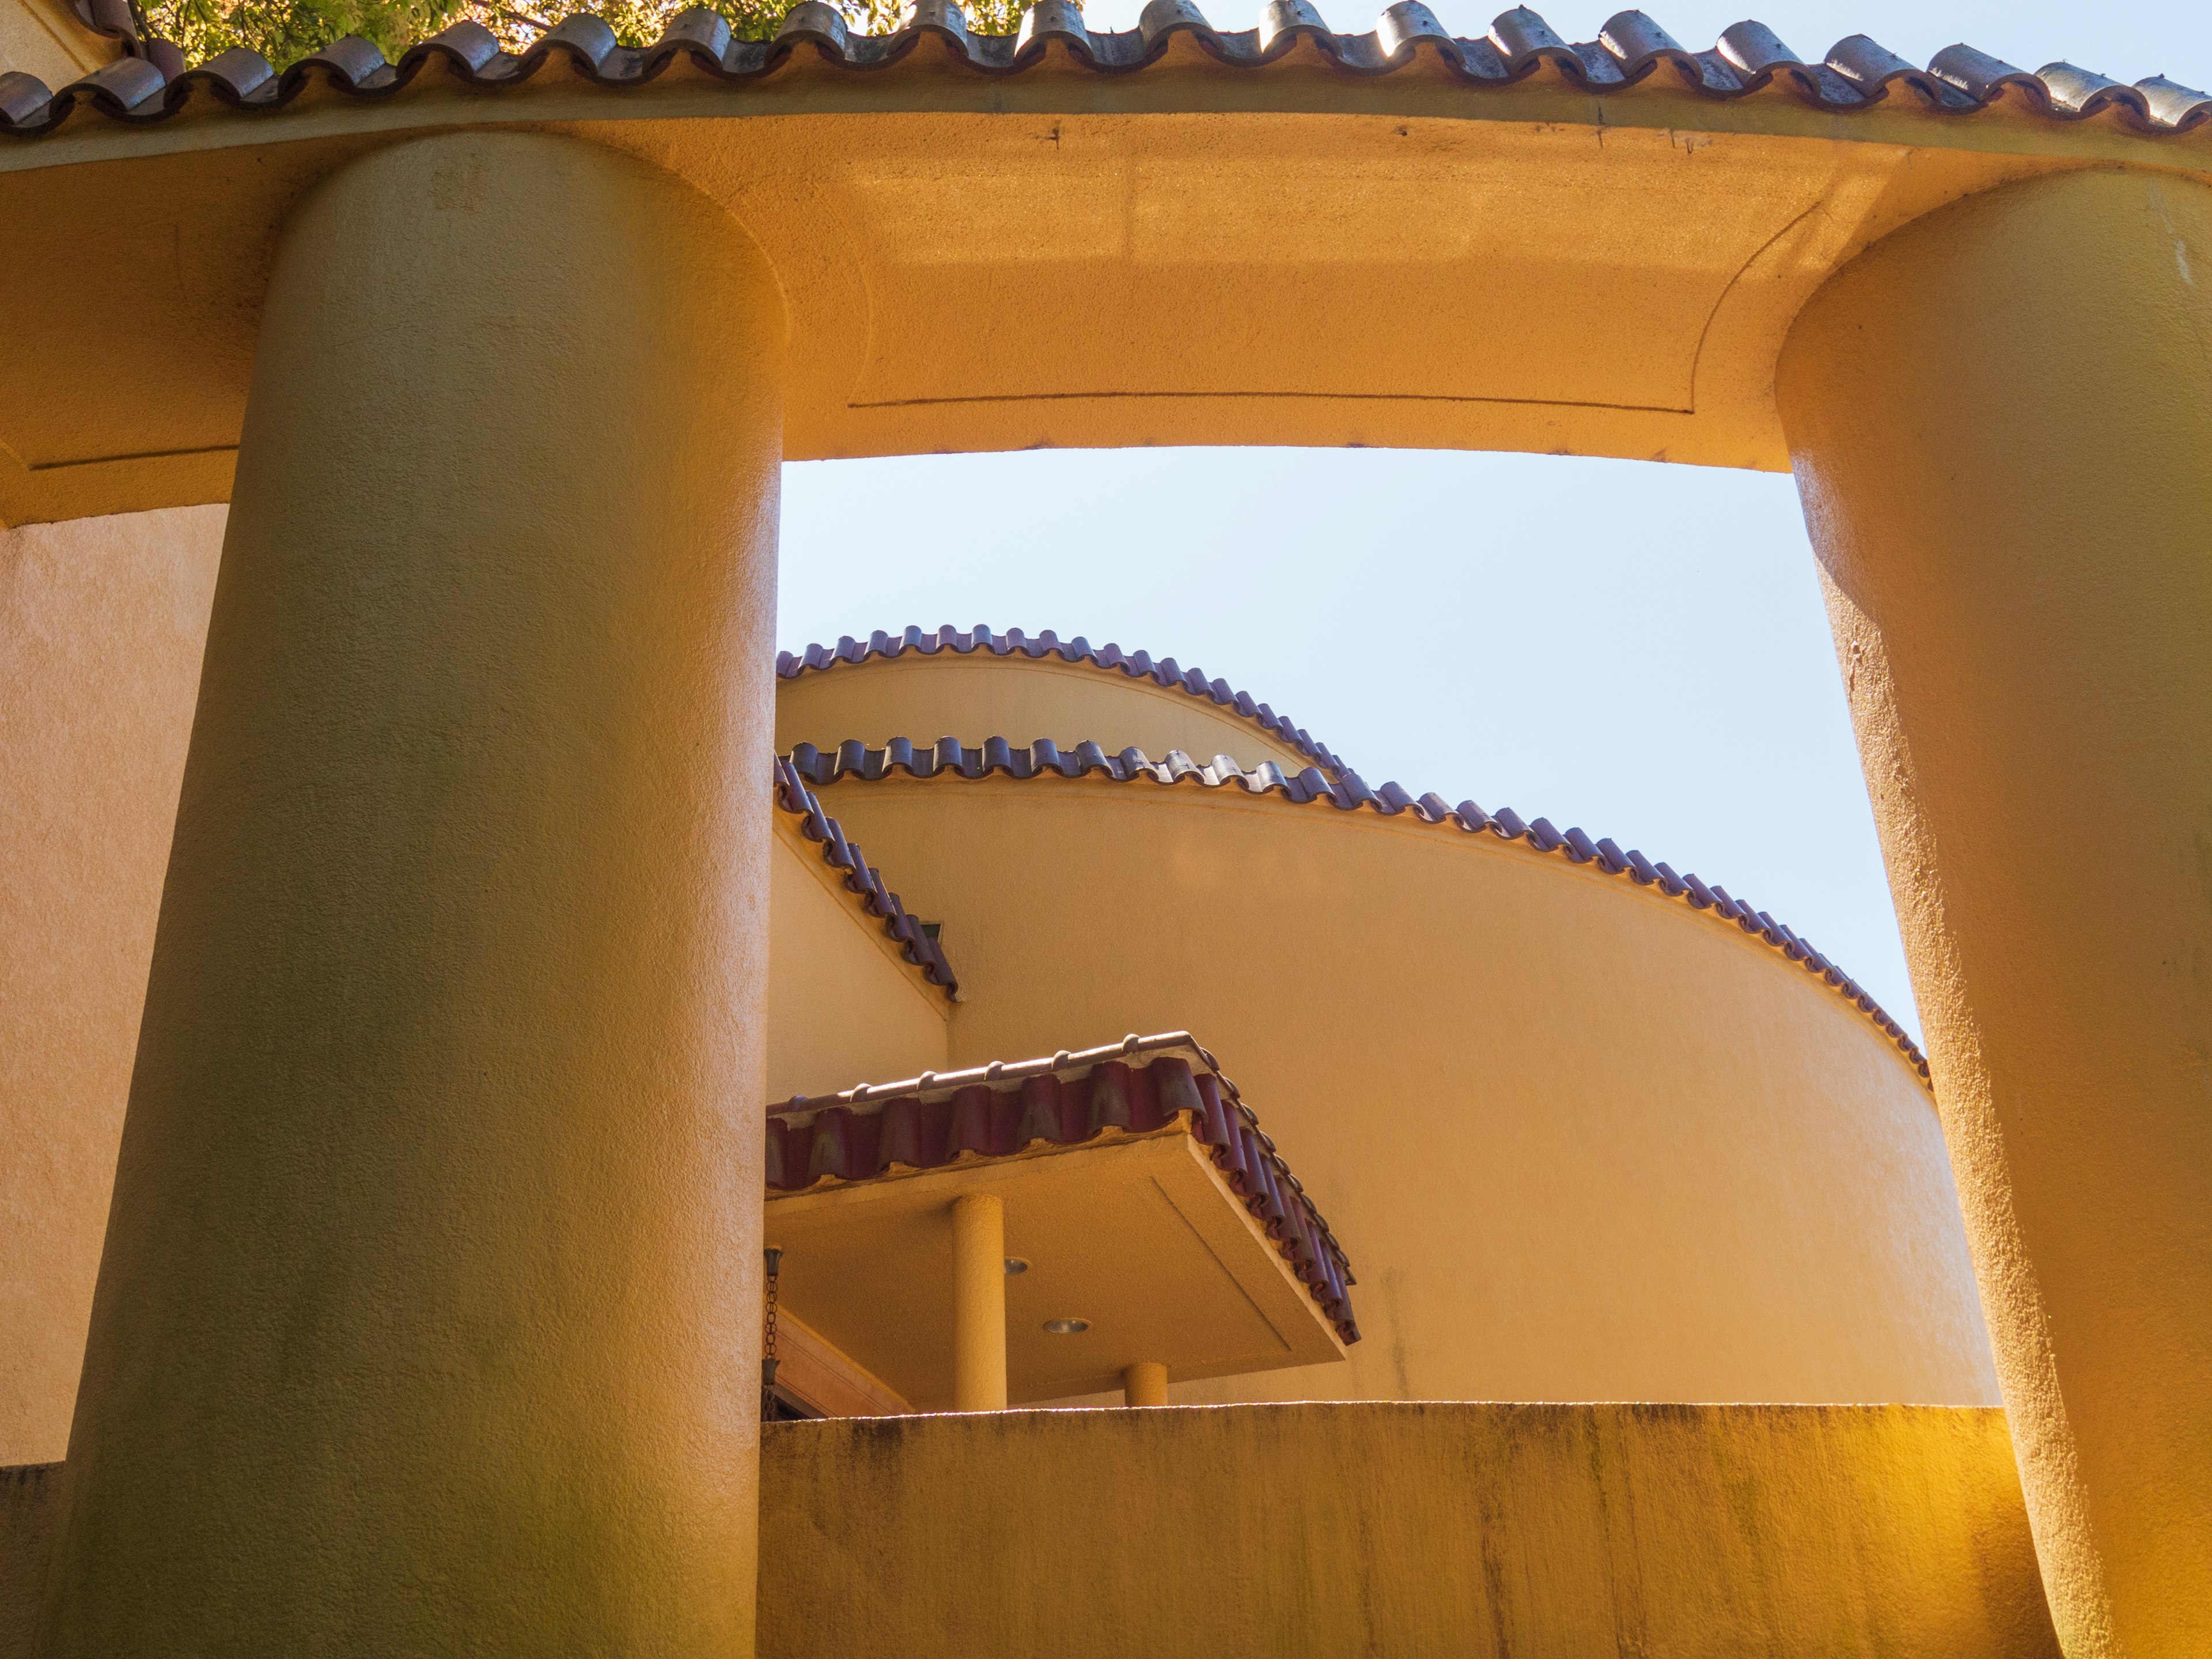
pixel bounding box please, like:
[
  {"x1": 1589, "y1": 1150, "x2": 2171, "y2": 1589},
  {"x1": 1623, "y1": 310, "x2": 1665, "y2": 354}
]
[
  {"x1": 3, "y1": 5, "x2": 2207, "y2": 138},
  {"x1": 786, "y1": 734, "x2": 1932, "y2": 1086},
  {"x1": 778, "y1": 624, "x2": 1351, "y2": 778},
  {"x1": 776, "y1": 754, "x2": 959, "y2": 997}
]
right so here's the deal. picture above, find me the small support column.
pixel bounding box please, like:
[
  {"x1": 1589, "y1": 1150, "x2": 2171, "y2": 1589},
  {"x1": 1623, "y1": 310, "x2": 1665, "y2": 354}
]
[
  {"x1": 37, "y1": 132, "x2": 786, "y2": 1657},
  {"x1": 951, "y1": 1194, "x2": 1007, "y2": 1411},
  {"x1": 1779, "y1": 167, "x2": 2212, "y2": 1659},
  {"x1": 1122, "y1": 1362, "x2": 1168, "y2": 1408}
]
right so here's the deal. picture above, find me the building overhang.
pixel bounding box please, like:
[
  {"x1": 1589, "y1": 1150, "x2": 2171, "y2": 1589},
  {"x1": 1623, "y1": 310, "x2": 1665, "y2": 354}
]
[
  {"x1": 3, "y1": 9, "x2": 2207, "y2": 522},
  {"x1": 764, "y1": 1033, "x2": 1354, "y2": 1407}
]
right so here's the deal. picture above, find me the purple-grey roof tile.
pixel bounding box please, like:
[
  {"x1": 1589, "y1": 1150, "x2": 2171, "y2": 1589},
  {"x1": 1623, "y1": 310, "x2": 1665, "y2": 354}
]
[
  {"x1": 3, "y1": 6, "x2": 2206, "y2": 138},
  {"x1": 777, "y1": 755, "x2": 959, "y2": 997},
  {"x1": 787, "y1": 734, "x2": 1933, "y2": 1085},
  {"x1": 779, "y1": 626, "x2": 1350, "y2": 778}
]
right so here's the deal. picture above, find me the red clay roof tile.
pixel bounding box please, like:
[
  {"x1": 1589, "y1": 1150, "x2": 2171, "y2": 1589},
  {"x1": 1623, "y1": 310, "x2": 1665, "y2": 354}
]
[{"x1": 767, "y1": 1031, "x2": 1357, "y2": 1343}]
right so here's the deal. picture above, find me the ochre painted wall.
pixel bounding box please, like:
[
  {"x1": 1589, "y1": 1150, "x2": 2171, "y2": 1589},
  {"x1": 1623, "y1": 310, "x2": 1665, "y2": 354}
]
[
  {"x1": 12, "y1": 1404, "x2": 2054, "y2": 1658},
  {"x1": 776, "y1": 654, "x2": 1323, "y2": 778},
  {"x1": 813, "y1": 772, "x2": 1998, "y2": 1407},
  {"x1": 758, "y1": 1402, "x2": 2058, "y2": 1659},
  {"x1": 767, "y1": 817, "x2": 950, "y2": 1103},
  {"x1": 0, "y1": 509, "x2": 972, "y2": 1468},
  {"x1": 0, "y1": 506, "x2": 224, "y2": 1467}
]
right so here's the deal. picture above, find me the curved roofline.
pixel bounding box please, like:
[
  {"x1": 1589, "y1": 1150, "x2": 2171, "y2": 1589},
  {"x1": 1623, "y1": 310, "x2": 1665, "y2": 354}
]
[
  {"x1": 787, "y1": 735, "x2": 1933, "y2": 1087},
  {"x1": 775, "y1": 756, "x2": 959, "y2": 997},
  {"x1": 778, "y1": 626, "x2": 1351, "y2": 778},
  {"x1": 3, "y1": 3, "x2": 2205, "y2": 138}
]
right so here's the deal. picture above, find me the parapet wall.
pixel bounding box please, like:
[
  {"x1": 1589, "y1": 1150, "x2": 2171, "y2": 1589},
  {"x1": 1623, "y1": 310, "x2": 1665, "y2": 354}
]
[
  {"x1": 759, "y1": 1401, "x2": 2059, "y2": 1659},
  {"x1": 7, "y1": 1405, "x2": 2058, "y2": 1656}
]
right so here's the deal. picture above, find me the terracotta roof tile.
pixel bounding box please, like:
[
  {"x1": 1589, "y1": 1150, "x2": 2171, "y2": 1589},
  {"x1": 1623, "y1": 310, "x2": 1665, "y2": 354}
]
[
  {"x1": 779, "y1": 626, "x2": 1350, "y2": 778},
  {"x1": 766, "y1": 1031, "x2": 1357, "y2": 1343},
  {"x1": 776, "y1": 755, "x2": 958, "y2": 997},
  {"x1": 787, "y1": 735, "x2": 1933, "y2": 1085},
  {"x1": 3, "y1": 5, "x2": 2206, "y2": 138}
]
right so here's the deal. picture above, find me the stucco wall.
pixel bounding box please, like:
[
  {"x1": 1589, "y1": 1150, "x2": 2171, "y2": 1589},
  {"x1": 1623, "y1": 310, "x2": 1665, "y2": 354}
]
[
  {"x1": 815, "y1": 774, "x2": 1998, "y2": 1407},
  {"x1": 9, "y1": 1407, "x2": 2056, "y2": 1657},
  {"x1": 0, "y1": 506, "x2": 225, "y2": 1465},
  {"x1": 777, "y1": 653, "x2": 1323, "y2": 777},
  {"x1": 0, "y1": 505, "x2": 968, "y2": 1464},
  {"x1": 767, "y1": 818, "x2": 950, "y2": 1102},
  {"x1": 758, "y1": 1402, "x2": 2057, "y2": 1659}
]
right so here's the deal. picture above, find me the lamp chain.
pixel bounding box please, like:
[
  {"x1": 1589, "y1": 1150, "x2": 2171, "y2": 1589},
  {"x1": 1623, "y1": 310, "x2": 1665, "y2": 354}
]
[{"x1": 761, "y1": 1245, "x2": 783, "y2": 1420}]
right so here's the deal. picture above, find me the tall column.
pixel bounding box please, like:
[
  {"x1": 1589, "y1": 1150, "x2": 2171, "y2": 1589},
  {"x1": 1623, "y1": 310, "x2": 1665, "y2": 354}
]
[
  {"x1": 36, "y1": 131, "x2": 785, "y2": 1656},
  {"x1": 1779, "y1": 168, "x2": 2212, "y2": 1659},
  {"x1": 951, "y1": 1195, "x2": 1007, "y2": 1411}
]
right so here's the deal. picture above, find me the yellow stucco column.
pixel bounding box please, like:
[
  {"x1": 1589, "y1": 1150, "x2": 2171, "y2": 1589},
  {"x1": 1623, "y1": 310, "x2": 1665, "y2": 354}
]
[
  {"x1": 951, "y1": 1195, "x2": 1007, "y2": 1411},
  {"x1": 36, "y1": 131, "x2": 785, "y2": 1657},
  {"x1": 1122, "y1": 1362, "x2": 1169, "y2": 1407},
  {"x1": 1778, "y1": 168, "x2": 2212, "y2": 1659}
]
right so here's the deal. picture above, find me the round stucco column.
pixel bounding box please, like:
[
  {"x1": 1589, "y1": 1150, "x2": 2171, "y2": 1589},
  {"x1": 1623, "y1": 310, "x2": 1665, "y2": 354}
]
[
  {"x1": 1778, "y1": 168, "x2": 2212, "y2": 1659},
  {"x1": 37, "y1": 131, "x2": 784, "y2": 1656}
]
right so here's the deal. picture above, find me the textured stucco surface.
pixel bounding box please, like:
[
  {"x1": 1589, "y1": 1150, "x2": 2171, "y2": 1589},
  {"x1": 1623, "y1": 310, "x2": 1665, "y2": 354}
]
[
  {"x1": 767, "y1": 816, "x2": 950, "y2": 1102},
  {"x1": 759, "y1": 1401, "x2": 2059, "y2": 1659},
  {"x1": 39, "y1": 133, "x2": 786, "y2": 1657},
  {"x1": 0, "y1": 505, "x2": 224, "y2": 1466},
  {"x1": 1781, "y1": 167, "x2": 2212, "y2": 1659},
  {"x1": 817, "y1": 771, "x2": 1999, "y2": 1409}
]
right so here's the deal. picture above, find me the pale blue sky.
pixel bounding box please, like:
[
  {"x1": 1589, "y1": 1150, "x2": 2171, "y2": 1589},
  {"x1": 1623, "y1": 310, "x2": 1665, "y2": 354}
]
[{"x1": 778, "y1": 3, "x2": 2210, "y2": 1040}]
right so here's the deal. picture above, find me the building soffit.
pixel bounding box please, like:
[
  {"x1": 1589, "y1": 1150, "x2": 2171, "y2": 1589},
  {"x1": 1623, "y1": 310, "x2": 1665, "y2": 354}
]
[
  {"x1": 790, "y1": 733, "x2": 1935, "y2": 1086},
  {"x1": 2, "y1": 9, "x2": 2209, "y2": 524},
  {"x1": 764, "y1": 1031, "x2": 1357, "y2": 1407}
]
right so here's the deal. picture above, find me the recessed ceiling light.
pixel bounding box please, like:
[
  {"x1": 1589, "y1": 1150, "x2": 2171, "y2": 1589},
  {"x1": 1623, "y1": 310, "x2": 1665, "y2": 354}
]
[
  {"x1": 1043, "y1": 1317, "x2": 1090, "y2": 1335},
  {"x1": 1004, "y1": 1257, "x2": 1031, "y2": 1275}
]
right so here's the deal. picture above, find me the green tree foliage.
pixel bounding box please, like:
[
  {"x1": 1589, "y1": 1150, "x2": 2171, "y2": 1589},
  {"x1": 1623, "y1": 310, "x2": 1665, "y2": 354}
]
[{"x1": 136, "y1": 0, "x2": 1032, "y2": 67}]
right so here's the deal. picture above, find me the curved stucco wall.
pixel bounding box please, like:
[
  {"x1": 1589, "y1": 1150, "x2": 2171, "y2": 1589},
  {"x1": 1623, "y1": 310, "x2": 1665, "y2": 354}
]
[
  {"x1": 776, "y1": 653, "x2": 1325, "y2": 778},
  {"x1": 767, "y1": 819, "x2": 950, "y2": 1104},
  {"x1": 806, "y1": 771, "x2": 1998, "y2": 1408}
]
